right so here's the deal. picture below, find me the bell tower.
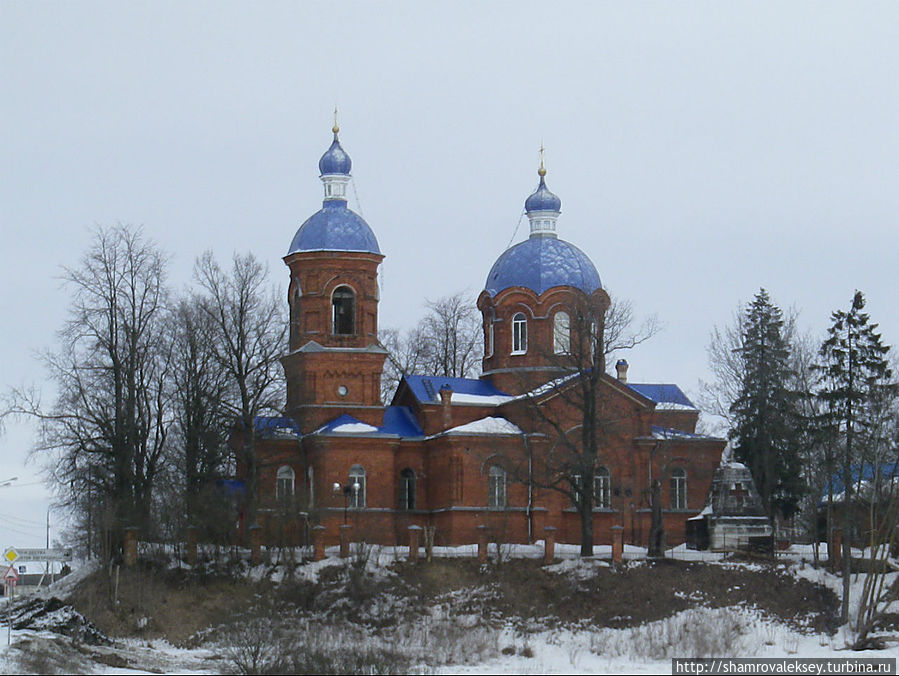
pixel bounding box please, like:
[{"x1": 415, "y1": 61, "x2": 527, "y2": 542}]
[{"x1": 281, "y1": 121, "x2": 387, "y2": 428}]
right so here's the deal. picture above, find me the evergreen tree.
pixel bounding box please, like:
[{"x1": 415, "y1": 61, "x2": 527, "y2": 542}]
[
  {"x1": 815, "y1": 290, "x2": 897, "y2": 623},
  {"x1": 729, "y1": 289, "x2": 804, "y2": 522}
]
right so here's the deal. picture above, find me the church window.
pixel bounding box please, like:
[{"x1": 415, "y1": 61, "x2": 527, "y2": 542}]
[
  {"x1": 571, "y1": 469, "x2": 611, "y2": 508},
  {"x1": 511, "y1": 313, "x2": 527, "y2": 354},
  {"x1": 276, "y1": 465, "x2": 295, "y2": 501},
  {"x1": 400, "y1": 468, "x2": 416, "y2": 510},
  {"x1": 349, "y1": 464, "x2": 366, "y2": 508},
  {"x1": 671, "y1": 467, "x2": 687, "y2": 510},
  {"x1": 486, "y1": 311, "x2": 495, "y2": 358},
  {"x1": 332, "y1": 286, "x2": 356, "y2": 335},
  {"x1": 488, "y1": 465, "x2": 506, "y2": 508},
  {"x1": 553, "y1": 311, "x2": 570, "y2": 354},
  {"x1": 595, "y1": 467, "x2": 611, "y2": 508}
]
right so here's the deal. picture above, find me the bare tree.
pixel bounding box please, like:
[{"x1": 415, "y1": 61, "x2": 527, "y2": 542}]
[
  {"x1": 379, "y1": 324, "x2": 431, "y2": 403},
  {"x1": 513, "y1": 293, "x2": 660, "y2": 556},
  {"x1": 380, "y1": 291, "x2": 482, "y2": 401},
  {"x1": 194, "y1": 251, "x2": 286, "y2": 533},
  {"x1": 167, "y1": 298, "x2": 232, "y2": 533},
  {"x1": 12, "y1": 225, "x2": 171, "y2": 560}
]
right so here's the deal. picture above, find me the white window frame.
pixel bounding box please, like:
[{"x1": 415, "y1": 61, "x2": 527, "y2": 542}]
[
  {"x1": 276, "y1": 465, "x2": 295, "y2": 501},
  {"x1": 488, "y1": 465, "x2": 507, "y2": 509},
  {"x1": 400, "y1": 468, "x2": 416, "y2": 510},
  {"x1": 511, "y1": 313, "x2": 527, "y2": 355},
  {"x1": 349, "y1": 464, "x2": 366, "y2": 508},
  {"x1": 594, "y1": 467, "x2": 611, "y2": 509},
  {"x1": 671, "y1": 468, "x2": 687, "y2": 510}
]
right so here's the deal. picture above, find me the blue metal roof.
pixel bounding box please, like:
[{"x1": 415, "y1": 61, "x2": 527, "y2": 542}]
[
  {"x1": 381, "y1": 406, "x2": 425, "y2": 437},
  {"x1": 485, "y1": 235, "x2": 602, "y2": 297},
  {"x1": 402, "y1": 374, "x2": 509, "y2": 404},
  {"x1": 312, "y1": 407, "x2": 425, "y2": 438},
  {"x1": 822, "y1": 462, "x2": 899, "y2": 500},
  {"x1": 254, "y1": 416, "x2": 302, "y2": 438},
  {"x1": 525, "y1": 176, "x2": 561, "y2": 213},
  {"x1": 319, "y1": 135, "x2": 352, "y2": 175},
  {"x1": 627, "y1": 383, "x2": 696, "y2": 408},
  {"x1": 287, "y1": 200, "x2": 381, "y2": 255}
]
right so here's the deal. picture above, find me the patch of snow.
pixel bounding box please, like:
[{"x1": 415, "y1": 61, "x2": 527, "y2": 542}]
[
  {"x1": 655, "y1": 402, "x2": 697, "y2": 411},
  {"x1": 445, "y1": 417, "x2": 523, "y2": 435},
  {"x1": 446, "y1": 392, "x2": 515, "y2": 406},
  {"x1": 331, "y1": 422, "x2": 379, "y2": 433}
]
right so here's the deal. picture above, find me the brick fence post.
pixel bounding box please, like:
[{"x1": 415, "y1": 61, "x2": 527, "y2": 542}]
[
  {"x1": 611, "y1": 525, "x2": 624, "y2": 564},
  {"x1": 186, "y1": 525, "x2": 198, "y2": 566},
  {"x1": 312, "y1": 525, "x2": 326, "y2": 561},
  {"x1": 249, "y1": 525, "x2": 263, "y2": 566},
  {"x1": 408, "y1": 525, "x2": 422, "y2": 563},
  {"x1": 477, "y1": 525, "x2": 489, "y2": 564},
  {"x1": 123, "y1": 527, "x2": 139, "y2": 567},
  {"x1": 543, "y1": 526, "x2": 556, "y2": 565},
  {"x1": 340, "y1": 524, "x2": 352, "y2": 559}
]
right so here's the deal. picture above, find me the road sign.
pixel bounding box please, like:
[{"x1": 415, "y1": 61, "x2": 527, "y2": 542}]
[
  {"x1": 4, "y1": 566, "x2": 18, "y2": 587},
  {"x1": 2, "y1": 548, "x2": 18, "y2": 565},
  {"x1": 4, "y1": 548, "x2": 72, "y2": 562}
]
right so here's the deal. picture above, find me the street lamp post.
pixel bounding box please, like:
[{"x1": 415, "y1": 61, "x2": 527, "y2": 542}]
[{"x1": 332, "y1": 481, "x2": 361, "y2": 525}]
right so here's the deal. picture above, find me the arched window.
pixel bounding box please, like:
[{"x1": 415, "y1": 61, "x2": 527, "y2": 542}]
[
  {"x1": 671, "y1": 467, "x2": 687, "y2": 510},
  {"x1": 488, "y1": 465, "x2": 506, "y2": 509},
  {"x1": 349, "y1": 464, "x2": 366, "y2": 508},
  {"x1": 486, "y1": 310, "x2": 495, "y2": 358},
  {"x1": 594, "y1": 467, "x2": 611, "y2": 509},
  {"x1": 553, "y1": 311, "x2": 570, "y2": 354},
  {"x1": 332, "y1": 286, "x2": 356, "y2": 335},
  {"x1": 511, "y1": 313, "x2": 527, "y2": 354},
  {"x1": 400, "y1": 468, "x2": 416, "y2": 510},
  {"x1": 276, "y1": 466, "x2": 295, "y2": 501}
]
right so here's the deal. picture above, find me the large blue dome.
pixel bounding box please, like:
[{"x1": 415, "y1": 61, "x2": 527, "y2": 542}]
[
  {"x1": 485, "y1": 236, "x2": 601, "y2": 297},
  {"x1": 287, "y1": 200, "x2": 380, "y2": 255},
  {"x1": 318, "y1": 136, "x2": 352, "y2": 175}
]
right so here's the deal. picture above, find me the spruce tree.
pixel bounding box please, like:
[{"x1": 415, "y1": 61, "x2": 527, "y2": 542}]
[
  {"x1": 729, "y1": 289, "x2": 803, "y2": 523},
  {"x1": 815, "y1": 290, "x2": 897, "y2": 623}
]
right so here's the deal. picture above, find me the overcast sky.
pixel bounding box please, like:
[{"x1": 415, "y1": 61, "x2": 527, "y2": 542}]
[{"x1": 2, "y1": 1, "x2": 897, "y2": 550}]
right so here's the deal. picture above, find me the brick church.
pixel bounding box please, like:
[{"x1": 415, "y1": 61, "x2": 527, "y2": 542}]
[{"x1": 249, "y1": 124, "x2": 726, "y2": 549}]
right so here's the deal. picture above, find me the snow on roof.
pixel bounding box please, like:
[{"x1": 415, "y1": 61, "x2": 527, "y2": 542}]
[
  {"x1": 654, "y1": 402, "x2": 698, "y2": 411},
  {"x1": 332, "y1": 421, "x2": 379, "y2": 433},
  {"x1": 444, "y1": 416, "x2": 523, "y2": 436},
  {"x1": 627, "y1": 383, "x2": 697, "y2": 409},
  {"x1": 448, "y1": 392, "x2": 515, "y2": 405},
  {"x1": 311, "y1": 408, "x2": 425, "y2": 438},
  {"x1": 650, "y1": 425, "x2": 719, "y2": 441},
  {"x1": 402, "y1": 375, "x2": 511, "y2": 405},
  {"x1": 254, "y1": 416, "x2": 302, "y2": 439}
]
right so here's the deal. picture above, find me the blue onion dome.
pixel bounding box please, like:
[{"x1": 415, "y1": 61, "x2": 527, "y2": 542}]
[
  {"x1": 525, "y1": 170, "x2": 562, "y2": 213},
  {"x1": 287, "y1": 201, "x2": 380, "y2": 255},
  {"x1": 287, "y1": 125, "x2": 380, "y2": 255},
  {"x1": 318, "y1": 127, "x2": 352, "y2": 175},
  {"x1": 485, "y1": 236, "x2": 601, "y2": 297}
]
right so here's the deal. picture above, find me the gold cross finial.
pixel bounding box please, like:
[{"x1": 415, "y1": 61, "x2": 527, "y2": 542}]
[
  {"x1": 538, "y1": 142, "x2": 546, "y2": 177},
  {"x1": 332, "y1": 106, "x2": 340, "y2": 135}
]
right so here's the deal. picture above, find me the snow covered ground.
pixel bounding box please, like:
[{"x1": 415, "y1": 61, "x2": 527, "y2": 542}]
[{"x1": 2, "y1": 543, "x2": 898, "y2": 675}]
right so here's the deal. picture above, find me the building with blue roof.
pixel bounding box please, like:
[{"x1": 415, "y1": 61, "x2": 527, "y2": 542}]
[{"x1": 246, "y1": 124, "x2": 725, "y2": 552}]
